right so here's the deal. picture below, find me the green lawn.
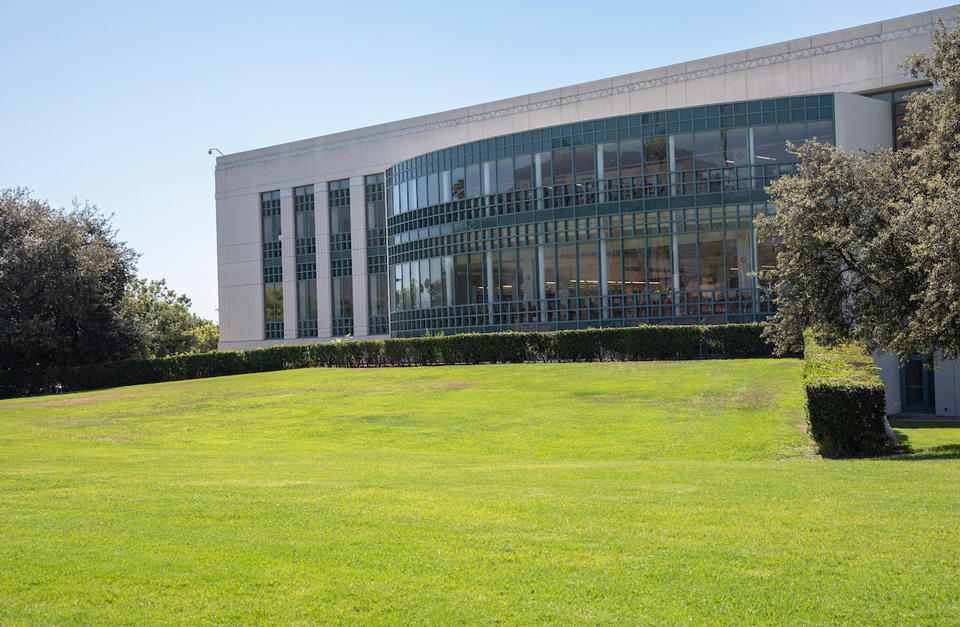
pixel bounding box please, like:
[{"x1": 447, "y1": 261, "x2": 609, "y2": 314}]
[{"x1": 1, "y1": 360, "x2": 959, "y2": 626}]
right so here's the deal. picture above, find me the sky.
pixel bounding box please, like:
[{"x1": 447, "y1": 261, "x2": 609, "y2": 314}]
[{"x1": 1, "y1": 0, "x2": 953, "y2": 323}]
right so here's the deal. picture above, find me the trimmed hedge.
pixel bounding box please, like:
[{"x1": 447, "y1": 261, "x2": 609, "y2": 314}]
[
  {"x1": 802, "y1": 336, "x2": 891, "y2": 458},
  {"x1": 0, "y1": 323, "x2": 782, "y2": 399}
]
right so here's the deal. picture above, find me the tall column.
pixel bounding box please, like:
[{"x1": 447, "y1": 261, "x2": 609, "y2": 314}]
[
  {"x1": 349, "y1": 176, "x2": 369, "y2": 337},
  {"x1": 315, "y1": 182, "x2": 333, "y2": 339}
]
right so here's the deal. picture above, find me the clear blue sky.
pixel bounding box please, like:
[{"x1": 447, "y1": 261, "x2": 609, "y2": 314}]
[{"x1": 2, "y1": 1, "x2": 952, "y2": 322}]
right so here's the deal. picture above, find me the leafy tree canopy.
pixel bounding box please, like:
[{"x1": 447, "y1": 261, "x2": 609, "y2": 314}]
[
  {"x1": 0, "y1": 188, "x2": 141, "y2": 369},
  {"x1": 758, "y1": 14, "x2": 960, "y2": 362},
  {"x1": 121, "y1": 278, "x2": 217, "y2": 359}
]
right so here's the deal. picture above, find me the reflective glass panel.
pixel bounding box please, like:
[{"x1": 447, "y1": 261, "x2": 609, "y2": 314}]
[
  {"x1": 498, "y1": 158, "x2": 514, "y2": 193},
  {"x1": 751, "y1": 126, "x2": 778, "y2": 163},
  {"x1": 466, "y1": 164, "x2": 481, "y2": 198},
  {"x1": 695, "y1": 131, "x2": 723, "y2": 169},
  {"x1": 515, "y1": 155, "x2": 533, "y2": 190},
  {"x1": 602, "y1": 143, "x2": 619, "y2": 179},
  {"x1": 622, "y1": 237, "x2": 644, "y2": 294},
  {"x1": 778, "y1": 123, "x2": 807, "y2": 162},
  {"x1": 535, "y1": 152, "x2": 553, "y2": 186},
  {"x1": 574, "y1": 146, "x2": 595, "y2": 182},
  {"x1": 647, "y1": 235, "x2": 672, "y2": 292},
  {"x1": 697, "y1": 231, "x2": 724, "y2": 291},
  {"x1": 643, "y1": 137, "x2": 668, "y2": 173},
  {"x1": 620, "y1": 139, "x2": 643, "y2": 177},
  {"x1": 722, "y1": 128, "x2": 749, "y2": 166},
  {"x1": 553, "y1": 149, "x2": 573, "y2": 185},
  {"x1": 671, "y1": 134, "x2": 694, "y2": 170}
]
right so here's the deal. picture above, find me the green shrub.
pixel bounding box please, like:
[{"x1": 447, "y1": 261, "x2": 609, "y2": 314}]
[
  {"x1": 802, "y1": 336, "x2": 891, "y2": 458},
  {"x1": 0, "y1": 323, "x2": 778, "y2": 399}
]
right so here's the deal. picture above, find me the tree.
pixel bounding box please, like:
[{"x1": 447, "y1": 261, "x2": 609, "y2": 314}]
[
  {"x1": 758, "y1": 14, "x2": 960, "y2": 362},
  {"x1": 121, "y1": 278, "x2": 216, "y2": 358},
  {"x1": 0, "y1": 188, "x2": 141, "y2": 370}
]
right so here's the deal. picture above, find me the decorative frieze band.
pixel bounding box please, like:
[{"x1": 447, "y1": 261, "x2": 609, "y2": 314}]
[{"x1": 217, "y1": 19, "x2": 950, "y2": 172}]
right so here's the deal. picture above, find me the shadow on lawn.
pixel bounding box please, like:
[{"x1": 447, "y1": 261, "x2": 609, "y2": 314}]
[{"x1": 887, "y1": 429, "x2": 960, "y2": 461}]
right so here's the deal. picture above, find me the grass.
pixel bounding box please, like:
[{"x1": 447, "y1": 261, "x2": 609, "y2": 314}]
[{"x1": 1, "y1": 359, "x2": 959, "y2": 625}]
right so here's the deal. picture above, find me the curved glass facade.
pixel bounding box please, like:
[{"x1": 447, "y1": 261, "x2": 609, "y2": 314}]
[{"x1": 385, "y1": 95, "x2": 835, "y2": 336}]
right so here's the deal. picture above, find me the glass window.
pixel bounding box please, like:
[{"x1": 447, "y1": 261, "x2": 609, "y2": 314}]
[
  {"x1": 452, "y1": 167, "x2": 466, "y2": 200},
  {"x1": 401, "y1": 263, "x2": 411, "y2": 310},
  {"x1": 722, "y1": 128, "x2": 749, "y2": 166},
  {"x1": 806, "y1": 120, "x2": 834, "y2": 146},
  {"x1": 429, "y1": 257, "x2": 442, "y2": 307},
  {"x1": 394, "y1": 265, "x2": 403, "y2": 311},
  {"x1": 455, "y1": 254, "x2": 469, "y2": 305},
  {"x1": 466, "y1": 164, "x2": 481, "y2": 198},
  {"x1": 264, "y1": 284, "x2": 283, "y2": 322},
  {"x1": 578, "y1": 242, "x2": 599, "y2": 296},
  {"x1": 676, "y1": 233, "x2": 698, "y2": 292},
  {"x1": 574, "y1": 146, "x2": 595, "y2": 182},
  {"x1": 620, "y1": 139, "x2": 643, "y2": 177},
  {"x1": 469, "y1": 252, "x2": 484, "y2": 303},
  {"x1": 601, "y1": 143, "x2": 619, "y2": 179},
  {"x1": 778, "y1": 122, "x2": 807, "y2": 162},
  {"x1": 556, "y1": 243, "x2": 576, "y2": 299},
  {"x1": 498, "y1": 158, "x2": 514, "y2": 193},
  {"x1": 542, "y1": 245, "x2": 557, "y2": 299},
  {"x1": 409, "y1": 262, "x2": 420, "y2": 310},
  {"x1": 647, "y1": 235, "x2": 672, "y2": 293},
  {"x1": 298, "y1": 279, "x2": 317, "y2": 321},
  {"x1": 725, "y1": 230, "x2": 752, "y2": 289},
  {"x1": 500, "y1": 248, "x2": 517, "y2": 301},
  {"x1": 694, "y1": 131, "x2": 723, "y2": 169},
  {"x1": 514, "y1": 155, "x2": 533, "y2": 190},
  {"x1": 535, "y1": 152, "x2": 553, "y2": 186},
  {"x1": 417, "y1": 176, "x2": 428, "y2": 209},
  {"x1": 671, "y1": 134, "x2": 695, "y2": 170},
  {"x1": 427, "y1": 173, "x2": 439, "y2": 206},
  {"x1": 262, "y1": 214, "x2": 281, "y2": 243},
  {"x1": 388, "y1": 185, "x2": 397, "y2": 216},
  {"x1": 368, "y1": 274, "x2": 387, "y2": 318},
  {"x1": 622, "y1": 237, "x2": 645, "y2": 294},
  {"x1": 643, "y1": 137, "x2": 668, "y2": 173},
  {"x1": 518, "y1": 246, "x2": 537, "y2": 301},
  {"x1": 697, "y1": 231, "x2": 724, "y2": 291},
  {"x1": 398, "y1": 181, "x2": 408, "y2": 213},
  {"x1": 750, "y1": 126, "x2": 778, "y2": 163},
  {"x1": 553, "y1": 149, "x2": 573, "y2": 185},
  {"x1": 407, "y1": 178, "x2": 418, "y2": 211},
  {"x1": 332, "y1": 277, "x2": 353, "y2": 319},
  {"x1": 606, "y1": 238, "x2": 624, "y2": 295}
]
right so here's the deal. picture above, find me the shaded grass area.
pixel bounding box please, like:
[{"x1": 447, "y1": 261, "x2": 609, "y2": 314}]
[{"x1": 2, "y1": 360, "x2": 959, "y2": 625}]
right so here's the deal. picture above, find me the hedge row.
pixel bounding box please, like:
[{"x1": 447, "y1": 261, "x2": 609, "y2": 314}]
[
  {"x1": 802, "y1": 336, "x2": 892, "y2": 458},
  {"x1": 0, "y1": 323, "x2": 781, "y2": 399}
]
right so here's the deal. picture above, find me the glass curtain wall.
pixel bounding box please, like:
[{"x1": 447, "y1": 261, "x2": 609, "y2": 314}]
[{"x1": 384, "y1": 95, "x2": 834, "y2": 336}]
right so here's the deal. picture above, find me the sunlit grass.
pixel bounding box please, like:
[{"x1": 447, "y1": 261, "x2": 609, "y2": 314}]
[{"x1": 2, "y1": 360, "x2": 959, "y2": 626}]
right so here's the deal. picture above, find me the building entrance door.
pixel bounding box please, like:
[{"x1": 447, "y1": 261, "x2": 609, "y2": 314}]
[{"x1": 901, "y1": 356, "x2": 936, "y2": 414}]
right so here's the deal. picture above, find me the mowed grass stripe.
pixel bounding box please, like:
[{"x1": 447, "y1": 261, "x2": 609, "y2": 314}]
[{"x1": 2, "y1": 360, "x2": 959, "y2": 626}]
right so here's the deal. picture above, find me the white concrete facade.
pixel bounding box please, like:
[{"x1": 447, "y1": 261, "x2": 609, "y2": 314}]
[{"x1": 215, "y1": 6, "x2": 958, "y2": 416}]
